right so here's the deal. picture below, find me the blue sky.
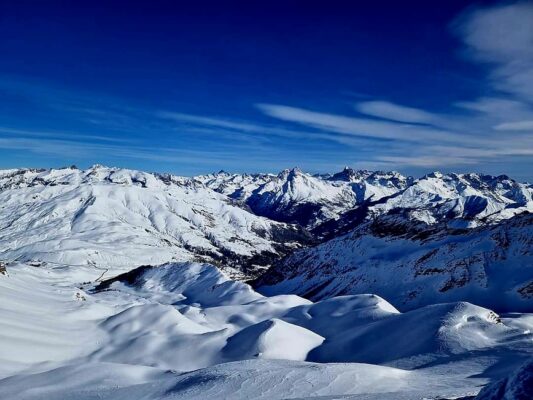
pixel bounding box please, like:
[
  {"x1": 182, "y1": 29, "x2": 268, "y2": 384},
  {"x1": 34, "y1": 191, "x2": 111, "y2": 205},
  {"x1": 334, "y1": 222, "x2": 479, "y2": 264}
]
[{"x1": 0, "y1": 0, "x2": 532, "y2": 180}]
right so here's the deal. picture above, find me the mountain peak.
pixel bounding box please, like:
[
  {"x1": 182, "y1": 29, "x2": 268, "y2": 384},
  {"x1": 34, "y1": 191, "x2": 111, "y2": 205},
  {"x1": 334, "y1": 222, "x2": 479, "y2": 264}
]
[
  {"x1": 278, "y1": 167, "x2": 303, "y2": 180},
  {"x1": 330, "y1": 167, "x2": 371, "y2": 182}
]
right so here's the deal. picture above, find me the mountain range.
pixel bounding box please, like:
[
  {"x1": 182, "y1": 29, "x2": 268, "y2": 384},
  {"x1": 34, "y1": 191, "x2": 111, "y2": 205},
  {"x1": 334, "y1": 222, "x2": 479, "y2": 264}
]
[{"x1": 0, "y1": 164, "x2": 531, "y2": 399}]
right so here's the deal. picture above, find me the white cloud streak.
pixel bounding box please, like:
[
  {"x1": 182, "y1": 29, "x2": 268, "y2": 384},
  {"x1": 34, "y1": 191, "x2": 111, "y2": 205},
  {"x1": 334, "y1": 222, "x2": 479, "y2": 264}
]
[
  {"x1": 256, "y1": 103, "x2": 476, "y2": 144},
  {"x1": 355, "y1": 101, "x2": 437, "y2": 124},
  {"x1": 493, "y1": 120, "x2": 533, "y2": 131}
]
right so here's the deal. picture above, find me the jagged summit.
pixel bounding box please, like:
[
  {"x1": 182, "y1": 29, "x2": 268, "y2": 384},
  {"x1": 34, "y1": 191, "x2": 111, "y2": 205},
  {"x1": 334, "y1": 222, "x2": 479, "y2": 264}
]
[{"x1": 277, "y1": 166, "x2": 303, "y2": 179}]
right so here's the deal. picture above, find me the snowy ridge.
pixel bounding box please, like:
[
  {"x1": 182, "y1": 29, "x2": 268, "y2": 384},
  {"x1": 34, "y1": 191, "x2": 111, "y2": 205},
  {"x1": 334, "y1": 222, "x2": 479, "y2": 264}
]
[
  {"x1": 370, "y1": 171, "x2": 533, "y2": 227},
  {"x1": 198, "y1": 166, "x2": 413, "y2": 229},
  {"x1": 193, "y1": 170, "x2": 274, "y2": 201},
  {"x1": 0, "y1": 165, "x2": 307, "y2": 280}
]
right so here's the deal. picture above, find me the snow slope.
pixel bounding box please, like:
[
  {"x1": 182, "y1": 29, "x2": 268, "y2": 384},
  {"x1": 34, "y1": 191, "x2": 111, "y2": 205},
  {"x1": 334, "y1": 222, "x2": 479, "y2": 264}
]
[
  {"x1": 370, "y1": 171, "x2": 533, "y2": 228},
  {"x1": 475, "y1": 358, "x2": 533, "y2": 399},
  {"x1": 256, "y1": 212, "x2": 533, "y2": 312},
  {"x1": 0, "y1": 166, "x2": 307, "y2": 279},
  {"x1": 1, "y1": 166, "x2": 529, "y2": 281},
  {"x1": 1, "y1": 261, "x2": 531, "y2": 399},
  {"x1": 244, "y1": 168, "x2": 360, "y2": 228}
]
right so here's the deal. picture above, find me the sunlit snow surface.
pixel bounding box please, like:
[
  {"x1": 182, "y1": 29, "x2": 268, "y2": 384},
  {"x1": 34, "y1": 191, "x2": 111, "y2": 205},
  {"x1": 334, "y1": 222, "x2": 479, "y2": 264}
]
[
  {"x1": 0, "y1": 262, "x2": 531, "y2": 399},
  {"x1": 0, "y1": 166, "x2": 532, "y2": 399},
  {"x1": 0, "y1": 166, "x2": 306, "y2": 279}
]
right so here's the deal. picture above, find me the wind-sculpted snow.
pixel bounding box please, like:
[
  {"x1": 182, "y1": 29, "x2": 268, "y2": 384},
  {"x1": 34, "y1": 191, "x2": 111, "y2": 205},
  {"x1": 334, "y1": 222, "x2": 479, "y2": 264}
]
[
  {"x1": 1, "y1": 262, "x2": 531, "y2": 399},
  {"x1": 256, "y1": 213, "x2": 533, "y2": 312},
  {"x1": 0, "y1": 165, "x2": 307, "y2": 280}
]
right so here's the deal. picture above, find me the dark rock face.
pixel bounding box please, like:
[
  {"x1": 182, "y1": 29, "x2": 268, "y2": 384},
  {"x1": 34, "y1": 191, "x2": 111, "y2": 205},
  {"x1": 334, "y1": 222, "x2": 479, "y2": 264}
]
[
  {"x1": 92, "y1": 265, "x2": 155, "y2": 292},
  {"x1": 475, "y1": 359, "x2": 533, "y2": 400},
  {"x1": 247, "y1": 198, "x2": 324, "y2": 229}
]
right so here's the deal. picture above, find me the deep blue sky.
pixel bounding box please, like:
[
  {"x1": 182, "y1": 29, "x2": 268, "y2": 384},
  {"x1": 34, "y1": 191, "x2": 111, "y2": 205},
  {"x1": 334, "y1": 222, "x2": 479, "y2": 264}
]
[{"x1": 1, "y1": 0, "x2": 532, "y2": 179}]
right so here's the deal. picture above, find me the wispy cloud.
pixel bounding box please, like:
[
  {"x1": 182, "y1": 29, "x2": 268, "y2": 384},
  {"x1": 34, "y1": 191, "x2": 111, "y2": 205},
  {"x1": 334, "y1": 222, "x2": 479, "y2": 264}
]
[
  {"x1": 354, "y1": 101, "x2": 437, "y2": 124},
  {"x1": 256, "y1": 99, "x2": 532, "y2": 169},
  {"x1": 156, "y1": 109, "x2": 379, "y2": 148},
  {"x1": 157, "y1": 112, "x2": 268, "y2": 133},
  {"x1": 493, "y1": 120, "x2": 533, "y2": 131},
  {"x1": 0, "y1": 126, "x2": 130, "y2": 143},
  {"x1": 256, "y1": 103, "x2": 475, "y2": 144},
  {"x1": 452, "y1": 1, "x2": 533, "y2": 101}
]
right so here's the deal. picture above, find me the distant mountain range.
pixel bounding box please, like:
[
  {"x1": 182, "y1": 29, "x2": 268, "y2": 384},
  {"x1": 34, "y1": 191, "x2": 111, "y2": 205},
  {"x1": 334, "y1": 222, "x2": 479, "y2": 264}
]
[{"x1": 0, "y1": 164, "x2": 531, "y2": 310}]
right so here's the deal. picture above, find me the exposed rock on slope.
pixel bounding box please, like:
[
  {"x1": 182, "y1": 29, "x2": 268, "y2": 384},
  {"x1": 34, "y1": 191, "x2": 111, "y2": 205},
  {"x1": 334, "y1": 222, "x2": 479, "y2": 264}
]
[
  {"x1": 1, "y1": 165, "x2": 531, "y2": 285},
  {"x1": 369, "y1": 171, "x2": 533, "y2": 228},
  {"x1": 255, "y1": 213, "x2": 533, "y2": 312}
]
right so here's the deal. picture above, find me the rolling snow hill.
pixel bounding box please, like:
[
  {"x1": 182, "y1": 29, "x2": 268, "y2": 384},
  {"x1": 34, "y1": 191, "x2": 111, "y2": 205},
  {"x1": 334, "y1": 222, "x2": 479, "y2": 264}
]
[{"x1": 0, "y1": 261, "x2": 531, "y2": 399}]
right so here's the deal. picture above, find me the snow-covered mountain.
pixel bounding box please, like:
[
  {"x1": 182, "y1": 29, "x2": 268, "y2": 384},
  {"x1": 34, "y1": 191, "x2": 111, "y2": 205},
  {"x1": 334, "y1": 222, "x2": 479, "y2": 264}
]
[
  {"x1": 0, "y1": 166, "x2": 308, "y2": 279},
  {"x1": 193, "y1": 170, "x2": 275, "y2": 201},
  {"x1": 1, "y1": 164, "x2": 530, "y2": 290},
  {"x1": 198, "y1": 167, "x2": 414, "y2": 229},
  {"x1": 197, "y1": 167, "x2": 359, "y2": 228},
  {"x1": 255, "y1": 212, "x2": 533, "y2": 312},
  {"x1": 197, "y1": 167, "x2": 532, "y2": 235},
  {"x1": 369, "y1": 171, "x2": 533, "y2": 227},
  {"x1": 0, "y1": 164, "x2": 531, "y2": 398}
]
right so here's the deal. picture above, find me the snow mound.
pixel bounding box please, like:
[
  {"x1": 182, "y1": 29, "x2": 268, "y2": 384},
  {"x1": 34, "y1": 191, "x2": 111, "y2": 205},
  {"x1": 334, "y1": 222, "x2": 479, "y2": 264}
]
[
  {"x1": 308, "y1": 301, "x2": 517, "y2": 365},
  {"x1": 134, "y1": 262, "x2": 263, "y2": 307},
  {"x1": 0, "y1": 262, "x2": 532, "y2": 399},
  {"x1": 222, "y1": 318, "x2": 324, "y2": 361}
]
